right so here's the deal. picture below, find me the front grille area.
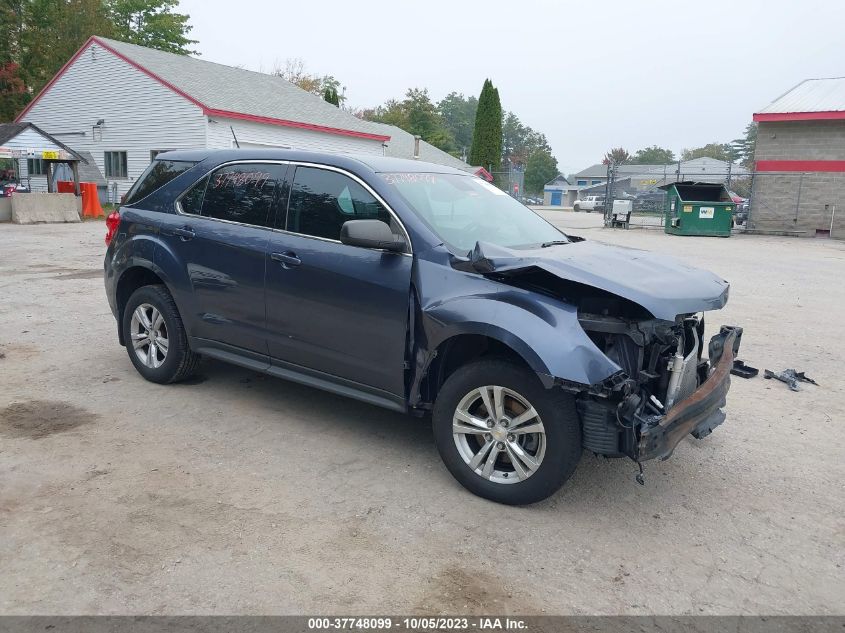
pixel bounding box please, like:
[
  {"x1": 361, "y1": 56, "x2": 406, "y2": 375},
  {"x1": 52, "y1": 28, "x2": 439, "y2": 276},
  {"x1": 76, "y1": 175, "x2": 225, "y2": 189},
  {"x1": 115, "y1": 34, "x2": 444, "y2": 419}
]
[{"x1": 578, "y1": 399, "x2": 623, "y2": 456}]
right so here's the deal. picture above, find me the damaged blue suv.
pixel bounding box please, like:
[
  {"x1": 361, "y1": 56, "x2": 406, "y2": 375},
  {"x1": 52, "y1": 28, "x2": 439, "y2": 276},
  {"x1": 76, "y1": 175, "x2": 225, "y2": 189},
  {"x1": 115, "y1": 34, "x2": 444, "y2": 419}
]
[{"x1": 104, "y1": 149, "x2": 742, "y2": 505}]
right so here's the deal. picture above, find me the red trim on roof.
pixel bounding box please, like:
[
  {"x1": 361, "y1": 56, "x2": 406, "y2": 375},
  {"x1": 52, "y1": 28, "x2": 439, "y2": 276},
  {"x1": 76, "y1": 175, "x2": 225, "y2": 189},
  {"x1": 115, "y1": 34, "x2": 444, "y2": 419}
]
[
  {"x1": 753, "y1": 111, "x2": 845, "y2": 122},
  {"x1": 473, "y1": 167, "x2": 494, "y2": 182},
  {"x1": 15, "y1": 38, "x2": 98, "y2": 121},
  {"x1": 15, "y1": 36, "x2": 391, "y2": 142},
  {"x1": 204, "y1": 109, "x2": 391, "y2": 141},
  {"x1": 756, "y1": 160, "x2": 845, "y2": 172}
]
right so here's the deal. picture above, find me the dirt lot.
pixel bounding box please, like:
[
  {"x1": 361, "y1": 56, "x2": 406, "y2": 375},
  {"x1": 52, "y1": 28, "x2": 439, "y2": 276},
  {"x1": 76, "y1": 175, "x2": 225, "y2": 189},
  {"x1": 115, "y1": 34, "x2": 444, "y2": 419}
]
[{"x1": 1, "y1": 216, "x2": 843, "y2": 615}]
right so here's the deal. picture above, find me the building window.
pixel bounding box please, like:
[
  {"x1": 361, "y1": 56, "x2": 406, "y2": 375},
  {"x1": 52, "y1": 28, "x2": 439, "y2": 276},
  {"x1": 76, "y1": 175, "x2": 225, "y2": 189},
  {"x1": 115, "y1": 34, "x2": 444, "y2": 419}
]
[
  {"x1": 27, "y1": 158, "x2": 47, "y2": 176},
  {"x1": 576, "y1": 179, "x2": 587, "y2": 186},
  {"x1": 104, "y1": 151, "x2": 128, "y2": 178},
  {"x1": 150, "y1": 150, "x2": 174, "y2": 161},
  {"x1": 591, "y1": 180, "x2": 602, "y2": 185}
]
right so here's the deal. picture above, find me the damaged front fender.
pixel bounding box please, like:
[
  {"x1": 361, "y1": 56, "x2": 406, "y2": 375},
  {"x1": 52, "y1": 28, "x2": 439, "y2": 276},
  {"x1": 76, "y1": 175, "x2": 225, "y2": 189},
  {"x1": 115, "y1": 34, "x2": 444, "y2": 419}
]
[{"x1": 408, "y1": 257, "x2": 623, "y2": 406}]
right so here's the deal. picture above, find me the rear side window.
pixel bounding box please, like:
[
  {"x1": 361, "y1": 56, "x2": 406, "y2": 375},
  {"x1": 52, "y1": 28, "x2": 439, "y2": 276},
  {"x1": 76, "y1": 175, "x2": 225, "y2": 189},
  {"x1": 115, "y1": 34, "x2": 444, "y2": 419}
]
[
  {"x1": 179, "y1": 163, "x2": 285, "y2": 228},
  {"x1": 124, "y1": 159, "x2": 195, "y2": 205},
  {"x1": 179, "y1": 176, "x2": 207, "y2": 215},
  {"x1": 287, "y1": 166, "x2": 391, "y2": 240}
]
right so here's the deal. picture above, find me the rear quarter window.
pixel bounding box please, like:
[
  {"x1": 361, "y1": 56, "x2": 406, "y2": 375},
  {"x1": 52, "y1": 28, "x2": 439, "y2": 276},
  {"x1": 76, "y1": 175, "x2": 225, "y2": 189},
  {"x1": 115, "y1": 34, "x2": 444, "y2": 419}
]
[{"x1": 124, "y1": 160, "x2": 197, "y2": 205}]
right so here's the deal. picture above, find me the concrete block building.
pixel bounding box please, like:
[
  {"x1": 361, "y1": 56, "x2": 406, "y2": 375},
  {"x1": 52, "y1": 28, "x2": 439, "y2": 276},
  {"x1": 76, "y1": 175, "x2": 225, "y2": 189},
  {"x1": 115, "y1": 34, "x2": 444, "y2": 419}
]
[{"x1": 752, "y1": 77, "x2": 845, "y2": 238}]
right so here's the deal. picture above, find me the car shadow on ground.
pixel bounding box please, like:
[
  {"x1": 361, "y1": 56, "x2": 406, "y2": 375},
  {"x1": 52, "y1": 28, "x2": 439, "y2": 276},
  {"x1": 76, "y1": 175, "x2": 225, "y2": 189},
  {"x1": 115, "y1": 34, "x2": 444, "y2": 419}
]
[{"x1": 168, "y1": 356, "x2": 732, "y2": 512}]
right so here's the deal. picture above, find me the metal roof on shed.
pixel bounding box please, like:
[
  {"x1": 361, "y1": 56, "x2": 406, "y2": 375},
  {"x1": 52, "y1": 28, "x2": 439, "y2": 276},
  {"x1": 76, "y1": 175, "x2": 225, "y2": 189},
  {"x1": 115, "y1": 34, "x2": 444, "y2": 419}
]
[{"x1": 755, "y1": 77, "x2": 845, "y2": 121}]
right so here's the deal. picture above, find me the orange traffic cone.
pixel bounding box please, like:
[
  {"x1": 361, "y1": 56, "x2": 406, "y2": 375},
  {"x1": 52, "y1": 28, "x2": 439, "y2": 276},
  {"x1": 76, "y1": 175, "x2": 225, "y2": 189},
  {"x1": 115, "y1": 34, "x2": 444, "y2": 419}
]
[{"x1": 80, "y1": 182, "x2": 104, "y2": 218}]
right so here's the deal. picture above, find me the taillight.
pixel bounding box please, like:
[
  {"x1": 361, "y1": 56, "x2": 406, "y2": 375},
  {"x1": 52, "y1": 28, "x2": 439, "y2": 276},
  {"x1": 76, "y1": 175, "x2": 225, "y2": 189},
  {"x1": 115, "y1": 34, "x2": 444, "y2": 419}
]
[{"x1": 105, "y1": 211, "x2": 121, "y2": 246}]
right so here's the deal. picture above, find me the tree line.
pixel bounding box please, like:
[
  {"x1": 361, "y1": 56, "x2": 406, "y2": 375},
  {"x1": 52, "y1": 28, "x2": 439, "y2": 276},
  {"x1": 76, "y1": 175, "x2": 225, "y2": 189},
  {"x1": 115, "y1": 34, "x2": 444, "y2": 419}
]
[
  {"x1": 0, "y1": 0, "x2": 195, "y2": 121},
  {"x1": 601, "y1": 124, "x2": 757, "y2": 169},
  {"x1": 354, "y1": 79, "x2": 559, "y2": 194},
  {"x1": 1, "y1": 4, "x2": 560, "y2": 193}
]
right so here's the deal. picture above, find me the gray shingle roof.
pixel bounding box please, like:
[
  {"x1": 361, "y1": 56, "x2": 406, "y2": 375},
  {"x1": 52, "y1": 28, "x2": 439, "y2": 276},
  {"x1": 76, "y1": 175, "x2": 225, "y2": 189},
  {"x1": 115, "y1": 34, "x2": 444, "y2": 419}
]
[
  {"x1": 0, "y1": 122, "x2": 30, "y2": 145},
  {"x1": 76, "y1": 150, "x2": 106, "y2": 186},
  {"x1": 757, "y1": 77, "x2": 845, "y2": 114},
  {"x1": 94, "y1": 37, "x2": 391, "y2": 140},
  {"x1": 0, "y1": 122, "x2": 85, "y2": 161},
  {"x1": 367, "y1": 122, "x2": 474, "y2": 172}
]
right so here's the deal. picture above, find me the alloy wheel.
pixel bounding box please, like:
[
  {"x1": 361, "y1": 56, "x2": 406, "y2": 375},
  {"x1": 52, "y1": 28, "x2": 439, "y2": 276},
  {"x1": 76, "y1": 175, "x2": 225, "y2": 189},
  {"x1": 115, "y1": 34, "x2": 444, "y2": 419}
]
[
  {"x1": 452, "y1": 386, "x2": 547, "y2": 484},
  {"x1": 129, "y1": 303, "x2": 169, "y2": 369}
]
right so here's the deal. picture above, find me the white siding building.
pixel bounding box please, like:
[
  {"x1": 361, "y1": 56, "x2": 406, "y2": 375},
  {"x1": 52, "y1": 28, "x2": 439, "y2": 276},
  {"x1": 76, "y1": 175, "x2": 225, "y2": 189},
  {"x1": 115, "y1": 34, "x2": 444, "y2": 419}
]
[{"x1": 16, "y1": 37, "x2": 470, "y2": 197}]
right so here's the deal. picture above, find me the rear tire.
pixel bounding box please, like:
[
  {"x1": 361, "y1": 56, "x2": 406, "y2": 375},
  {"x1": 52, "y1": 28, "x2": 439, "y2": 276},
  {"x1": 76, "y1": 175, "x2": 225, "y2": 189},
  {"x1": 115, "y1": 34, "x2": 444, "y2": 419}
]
[
  {"x1": 432, "y1": 359, "x2": 582, "y2": 505},
  {"x1": 122, "y1": 284, "x2": 200, "y2": 384}
]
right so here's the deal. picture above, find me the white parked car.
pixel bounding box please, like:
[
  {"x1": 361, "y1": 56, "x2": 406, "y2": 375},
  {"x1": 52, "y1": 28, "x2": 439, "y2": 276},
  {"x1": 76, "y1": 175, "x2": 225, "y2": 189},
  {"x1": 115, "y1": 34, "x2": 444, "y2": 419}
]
[{"x1": 573, "y1": 195, "x2": 605, "y2": 213}]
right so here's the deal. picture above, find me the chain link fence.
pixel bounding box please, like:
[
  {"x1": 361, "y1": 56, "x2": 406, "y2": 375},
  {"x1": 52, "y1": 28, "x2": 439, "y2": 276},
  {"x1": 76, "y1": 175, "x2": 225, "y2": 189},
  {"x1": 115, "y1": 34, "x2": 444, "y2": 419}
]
[{"x1": 601, "y1": 167, "x2": 754, "y2": 230}]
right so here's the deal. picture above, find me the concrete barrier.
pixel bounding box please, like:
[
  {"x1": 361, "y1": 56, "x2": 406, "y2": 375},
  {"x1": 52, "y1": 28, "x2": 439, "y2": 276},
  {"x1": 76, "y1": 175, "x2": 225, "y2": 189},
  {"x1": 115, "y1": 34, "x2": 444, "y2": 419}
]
[
  {"x1": 11, "y1": 193, "x2": 81, "y2": 224},
  {"x1": 0, "y1": 197, "x2": 11, "y2": 223}
]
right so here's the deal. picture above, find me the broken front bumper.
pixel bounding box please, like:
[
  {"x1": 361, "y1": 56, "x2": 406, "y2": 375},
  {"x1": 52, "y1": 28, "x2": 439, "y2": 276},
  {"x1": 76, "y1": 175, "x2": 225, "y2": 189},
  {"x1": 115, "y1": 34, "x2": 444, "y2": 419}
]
[{"x1": 637, "y1": 326, "x2": 741, "y2": 461}]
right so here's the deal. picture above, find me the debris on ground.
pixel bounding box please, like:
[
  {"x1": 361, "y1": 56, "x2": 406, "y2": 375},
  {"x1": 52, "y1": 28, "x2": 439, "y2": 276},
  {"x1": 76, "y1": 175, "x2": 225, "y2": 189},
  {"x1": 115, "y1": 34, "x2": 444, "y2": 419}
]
[
  {"x1": 764, "y1": 369, "x2": 819, "y2": 391},
  {"x1": 731, "y1": 360, "x2": 759, "y2": 379}
]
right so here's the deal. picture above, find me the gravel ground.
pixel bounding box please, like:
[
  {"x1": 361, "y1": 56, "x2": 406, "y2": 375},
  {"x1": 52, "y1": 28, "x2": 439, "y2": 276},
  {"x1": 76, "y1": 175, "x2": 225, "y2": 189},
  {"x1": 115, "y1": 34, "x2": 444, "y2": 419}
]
[{"x1": 1, "y1": 216, "x2": 843, "y2": 615}]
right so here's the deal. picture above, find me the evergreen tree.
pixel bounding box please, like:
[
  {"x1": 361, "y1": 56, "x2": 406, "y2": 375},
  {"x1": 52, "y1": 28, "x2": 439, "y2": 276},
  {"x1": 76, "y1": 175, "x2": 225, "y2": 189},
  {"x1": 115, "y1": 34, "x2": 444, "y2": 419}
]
[
  {"x1": 469, "y1": 79, "x2": 502, "y2": 172},
  {"x1": 323, "y1": 86, "x2": 339, "y2": 106}
]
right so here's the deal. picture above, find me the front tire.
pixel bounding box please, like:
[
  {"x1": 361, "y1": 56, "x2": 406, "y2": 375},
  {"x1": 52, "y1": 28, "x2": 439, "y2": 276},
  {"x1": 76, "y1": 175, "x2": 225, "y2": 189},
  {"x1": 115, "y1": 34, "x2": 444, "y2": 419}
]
[
  {"x1": 432, "y1": 359, "x2": 582, "y2": 505},
  {"x1": 122, "y1": 284, "x2": 200, "y2": 384}
]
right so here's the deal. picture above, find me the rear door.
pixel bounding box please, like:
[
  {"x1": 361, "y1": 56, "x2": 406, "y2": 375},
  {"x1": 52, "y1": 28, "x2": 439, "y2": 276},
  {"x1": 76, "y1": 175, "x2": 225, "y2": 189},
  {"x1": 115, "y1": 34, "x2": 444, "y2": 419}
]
[
  {"x1": 158, "y1": 161, "x2": 288, "y2": 356},
  {"x1": 264, "y1": 164, "x2": 412, "y2": 398}
]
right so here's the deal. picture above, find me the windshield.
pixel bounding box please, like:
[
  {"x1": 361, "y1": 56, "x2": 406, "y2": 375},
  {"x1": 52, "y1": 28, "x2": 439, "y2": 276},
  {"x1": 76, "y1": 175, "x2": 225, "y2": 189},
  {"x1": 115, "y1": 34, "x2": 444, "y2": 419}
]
[{"x1": 380, "y1": 173, "x2": 566, "y2": 253}]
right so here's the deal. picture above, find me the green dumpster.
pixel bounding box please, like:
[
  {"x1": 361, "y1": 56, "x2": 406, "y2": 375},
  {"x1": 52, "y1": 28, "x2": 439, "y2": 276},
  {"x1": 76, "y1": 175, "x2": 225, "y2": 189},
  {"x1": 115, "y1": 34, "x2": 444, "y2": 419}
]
[{"x1": 662, "y1": 181, "x2": 734, "y2": 237}]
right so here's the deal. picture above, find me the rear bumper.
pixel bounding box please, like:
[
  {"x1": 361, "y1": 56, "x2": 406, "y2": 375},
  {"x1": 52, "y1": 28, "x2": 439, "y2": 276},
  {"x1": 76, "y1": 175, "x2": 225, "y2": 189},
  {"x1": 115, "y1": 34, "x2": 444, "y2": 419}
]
[{"x1": 637, "y1": 326, "x2": 740, "y2": 461}]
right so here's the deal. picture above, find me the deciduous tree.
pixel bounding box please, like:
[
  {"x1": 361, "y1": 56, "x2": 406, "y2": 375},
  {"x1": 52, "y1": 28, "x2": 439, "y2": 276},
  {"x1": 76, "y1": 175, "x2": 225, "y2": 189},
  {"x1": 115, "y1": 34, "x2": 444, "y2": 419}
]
[
  {"x1": 524, "y1": 150, "x2": 558, "y2": 194},
  {"x1": 437, "y1": 91, "x2": 477, "y2": 156},
  {"x1": 107, "y1": 0, "x2": 196, "y2": 54},
  {"x1": 275, "y1": 57, "x2": 346, "y2": 106},
  {"x1": 602, "y1": 147, "x2": 630, "y2": 165},
  {"x1": 681, "y1": 142, "x2": 732, "y2": 162},
  {"x1": 631, "y1": 145, "x2": 675, "y2": 164},
  {"x1": 0, "y1": 0, "x2": 197, "y2": 121}
]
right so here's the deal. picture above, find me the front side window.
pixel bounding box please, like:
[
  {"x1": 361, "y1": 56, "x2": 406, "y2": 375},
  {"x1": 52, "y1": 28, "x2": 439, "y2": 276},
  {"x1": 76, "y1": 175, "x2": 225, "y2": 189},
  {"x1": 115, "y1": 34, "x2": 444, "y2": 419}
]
[
  {"x1": 381, "y1": 172, "x2": 565, "y2": 253},
  {"x1": 27, "y1": 158, "x2": 47, "y2": 176},
  {"x1": 195, "y1": 163, "x2": 284, "y2": 227},
  {"x1": 124, "y1": 159, "x2": 196, "y2": 205},
  {"x1": 287, "y1": 166, "x2": 392, "y2": 241},
  {"x1": 104, "y1": 151, "x2": 128, "y2": 178}
]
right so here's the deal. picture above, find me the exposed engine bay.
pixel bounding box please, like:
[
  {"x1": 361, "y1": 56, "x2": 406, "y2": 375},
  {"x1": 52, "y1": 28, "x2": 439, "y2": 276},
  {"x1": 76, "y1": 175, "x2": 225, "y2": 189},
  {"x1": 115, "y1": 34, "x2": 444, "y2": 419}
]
[
  {"x1": 437, "y1": 239, "x2": 743, "y2": 468},
  {"x1": 575, "y1": 312, "x2": 742, "y2": 463}
]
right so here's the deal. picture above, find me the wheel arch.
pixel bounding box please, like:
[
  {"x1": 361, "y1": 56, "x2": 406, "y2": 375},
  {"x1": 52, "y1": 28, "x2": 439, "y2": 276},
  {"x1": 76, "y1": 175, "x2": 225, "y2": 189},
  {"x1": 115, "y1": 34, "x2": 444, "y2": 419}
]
[
  {"x1": 115, "y1": 265, "x2": 175, "y2": 345},
  {"x1": 413, "y1": 327, "x2": 550, "y2": 408}
]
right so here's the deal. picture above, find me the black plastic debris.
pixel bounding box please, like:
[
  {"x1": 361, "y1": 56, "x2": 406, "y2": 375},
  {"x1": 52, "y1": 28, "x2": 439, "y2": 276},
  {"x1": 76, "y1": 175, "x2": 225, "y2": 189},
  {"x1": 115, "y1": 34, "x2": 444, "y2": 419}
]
[
  {"x1": 731, "y1": 360, "x2": 759, "y2": 379},
  {"x1": 763, "y1": 369, "x2": 819, "y2": 392}
]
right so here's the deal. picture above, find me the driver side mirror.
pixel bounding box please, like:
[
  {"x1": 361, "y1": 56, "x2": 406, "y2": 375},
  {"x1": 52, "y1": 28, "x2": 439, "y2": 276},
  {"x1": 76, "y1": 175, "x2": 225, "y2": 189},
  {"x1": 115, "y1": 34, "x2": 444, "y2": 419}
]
[{"x1": 340, "y1": 219, "x2": 406, "y2": 252}]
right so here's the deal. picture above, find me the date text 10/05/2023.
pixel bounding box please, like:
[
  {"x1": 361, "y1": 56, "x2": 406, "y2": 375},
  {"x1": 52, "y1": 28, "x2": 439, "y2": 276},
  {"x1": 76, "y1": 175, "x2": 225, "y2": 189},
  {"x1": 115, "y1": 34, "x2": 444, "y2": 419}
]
[{"x1": 307, "y1": 617, "x2": 528, "y2": 630}]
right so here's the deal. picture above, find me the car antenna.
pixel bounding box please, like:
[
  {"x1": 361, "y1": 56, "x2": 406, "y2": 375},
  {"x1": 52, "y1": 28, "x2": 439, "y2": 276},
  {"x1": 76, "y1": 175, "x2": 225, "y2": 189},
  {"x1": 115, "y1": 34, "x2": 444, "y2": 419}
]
[{"x1": 230, "y1": 126, "x2": 240, "y2": 148}]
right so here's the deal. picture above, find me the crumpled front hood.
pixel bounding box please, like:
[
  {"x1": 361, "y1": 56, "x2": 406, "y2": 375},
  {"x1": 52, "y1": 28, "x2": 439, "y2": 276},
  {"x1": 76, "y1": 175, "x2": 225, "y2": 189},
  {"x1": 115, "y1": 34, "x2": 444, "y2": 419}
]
[{"x1": 465, "y1": 239, "x2": 729, "y2": 320}]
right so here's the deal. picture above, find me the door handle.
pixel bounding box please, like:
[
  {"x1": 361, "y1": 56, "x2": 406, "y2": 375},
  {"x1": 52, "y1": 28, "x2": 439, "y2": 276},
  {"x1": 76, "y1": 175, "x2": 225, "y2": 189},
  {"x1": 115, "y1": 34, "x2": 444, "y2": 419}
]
[
  {"x1": 271, "y1": 251, "x2": 301, "y2": 267},
  {"x1": 164, "y1": 225, "x2": 195, "y2": 240}
]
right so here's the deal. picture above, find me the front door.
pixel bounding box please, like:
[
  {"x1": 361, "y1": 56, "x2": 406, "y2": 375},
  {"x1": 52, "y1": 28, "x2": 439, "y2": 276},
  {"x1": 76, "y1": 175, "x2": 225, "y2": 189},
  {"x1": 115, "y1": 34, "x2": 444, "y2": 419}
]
[
  {"x1": 265, "y1": 165, "x2": 412, "y2": 397},
  {"x1": 158, "y1": 161, "x2": 288, "y2": 355},
  {"x1": 551, "y1": 191, "x2": 562, "y2": 206}
]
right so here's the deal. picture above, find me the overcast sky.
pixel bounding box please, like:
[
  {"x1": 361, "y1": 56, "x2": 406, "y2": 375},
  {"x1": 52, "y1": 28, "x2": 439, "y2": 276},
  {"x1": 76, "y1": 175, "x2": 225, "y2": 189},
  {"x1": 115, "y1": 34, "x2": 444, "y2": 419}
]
[{"x1": 178, "y1": 0, "x2": 844, "y2": 173}]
